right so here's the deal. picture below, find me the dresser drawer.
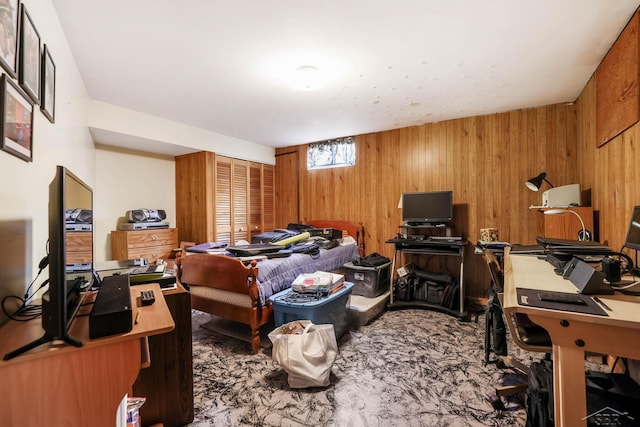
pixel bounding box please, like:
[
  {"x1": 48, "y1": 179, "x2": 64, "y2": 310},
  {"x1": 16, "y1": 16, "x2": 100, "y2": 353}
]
[
  {"x1": 122, "y1": 228, "x2": 178, "y2": 248},
  {"x1": 125, "y1": 244, "x2": 176, "y2": 262},
  {"x1": 111, "y1": 228, "x2": 178, "y2": 262},
  {"x1": 67, "y1": 231, "x2": 93, "y2": 264}
]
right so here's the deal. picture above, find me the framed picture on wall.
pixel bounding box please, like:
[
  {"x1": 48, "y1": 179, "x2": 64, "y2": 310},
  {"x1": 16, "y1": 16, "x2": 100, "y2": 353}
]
[
  {"x1": 0, "y1": 0, "x2": 20, "y2": 78},
  {"x1": 18, "y1": 4, "x2": 40, "y2": 104},
  {"x1": 0, "y1": 74, "x2": 34, "y2": 162},
  {"x1": 41, "y1": 44, "x2": 55, "y2": 123}
]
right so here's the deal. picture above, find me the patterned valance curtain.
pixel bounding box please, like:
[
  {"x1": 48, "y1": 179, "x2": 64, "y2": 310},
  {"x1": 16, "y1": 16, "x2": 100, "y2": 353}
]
[{"x1": 307, "y1": 136, "x2": 356, "y2": 170}]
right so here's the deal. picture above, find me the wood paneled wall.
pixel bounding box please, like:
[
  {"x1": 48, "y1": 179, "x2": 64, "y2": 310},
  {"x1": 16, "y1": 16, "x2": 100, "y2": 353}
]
[
  {"x1": 578, "y1": 75, "x2": 640, "y2": 253},
  {"x1": 275, "y1": 104, "x2": 578, "y2": 299}
]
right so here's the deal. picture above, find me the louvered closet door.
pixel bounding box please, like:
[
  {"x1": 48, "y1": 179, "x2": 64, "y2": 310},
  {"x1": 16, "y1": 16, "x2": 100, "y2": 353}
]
[
  {"x1": 214, "y1": 155, "x2": 232, "y2": 245},
  {"x1": 232, "y1": 159, "x2": 249, "y2": 243},
  {"x1": 263, "y1": 164, "x2": 275, "y2": 232},
  {"x1": 249, "y1": 162, "x2": 263, "y2": 239}
]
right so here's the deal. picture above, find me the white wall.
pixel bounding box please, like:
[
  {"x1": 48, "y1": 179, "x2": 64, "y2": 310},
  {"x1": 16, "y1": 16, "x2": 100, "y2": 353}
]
[
  {"x1": 0, "y1": 0, "x2": 274, "y2": 325},
  {"x1": 94, "y1": 145, "x2": 176, "y2": 261},
  {"x1": 0, "y1": 0, "x2": 93, "y2": 322}
]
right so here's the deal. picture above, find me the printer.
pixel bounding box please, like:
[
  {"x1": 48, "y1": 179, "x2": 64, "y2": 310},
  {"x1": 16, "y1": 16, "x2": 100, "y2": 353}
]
[{"x1": 542, "y1": 184, "x2": 581, "y2": 208}]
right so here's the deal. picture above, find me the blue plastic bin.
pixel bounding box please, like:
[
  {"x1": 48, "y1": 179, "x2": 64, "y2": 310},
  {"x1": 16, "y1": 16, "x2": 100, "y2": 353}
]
[{"x1": 269, "y1": 282, "x2": 354, "y2": 338}]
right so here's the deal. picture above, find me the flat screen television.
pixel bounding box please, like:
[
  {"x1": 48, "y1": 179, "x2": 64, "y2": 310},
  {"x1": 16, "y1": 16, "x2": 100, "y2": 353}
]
[
  {"x1": 4, "y1": 166, "x2": 93, "y2": 360},
  {"x1": 624, "y1": 205, "x2": 640, "y2": 251},
  {"x1": 401, "y1": 191, "x2": 453, "y2": 225}
]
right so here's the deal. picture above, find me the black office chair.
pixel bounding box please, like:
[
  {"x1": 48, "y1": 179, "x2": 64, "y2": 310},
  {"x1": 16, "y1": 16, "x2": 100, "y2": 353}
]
[{"x1": 483, "y1": 250, "x2": 552, "y2": 408}]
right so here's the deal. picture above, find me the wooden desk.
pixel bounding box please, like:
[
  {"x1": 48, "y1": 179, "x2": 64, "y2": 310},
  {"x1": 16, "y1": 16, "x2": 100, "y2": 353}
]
[
  {"x1": 503, "y1": 254, "x2": 640, "y2": 426},
  {"x1": 133, "y1": 284, "x2": 194, "y2": 426},
  {"x1": 0, "y1": 284, "x2": 174, "y2": 427}
]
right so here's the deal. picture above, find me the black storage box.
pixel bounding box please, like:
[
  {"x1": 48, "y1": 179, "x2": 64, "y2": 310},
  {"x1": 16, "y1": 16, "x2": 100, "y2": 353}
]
[{"x1": 344, "y1": 261, "x2": 391, "y2": 298}]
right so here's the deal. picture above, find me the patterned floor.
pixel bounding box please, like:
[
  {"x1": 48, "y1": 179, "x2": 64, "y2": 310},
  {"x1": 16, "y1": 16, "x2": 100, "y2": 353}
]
[{"x1": 189, "y1": 308, "x2": 536, "y2": 427}]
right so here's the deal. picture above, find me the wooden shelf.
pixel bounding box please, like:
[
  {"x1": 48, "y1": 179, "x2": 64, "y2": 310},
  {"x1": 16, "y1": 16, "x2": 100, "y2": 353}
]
[{"x1": 536, "y1": 207, "x2": 595, "y2": 241}]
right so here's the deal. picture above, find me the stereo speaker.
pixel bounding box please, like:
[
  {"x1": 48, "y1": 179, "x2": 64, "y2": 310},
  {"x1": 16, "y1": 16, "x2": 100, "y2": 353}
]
[
  {"x1": 127, "y1": 209, "x2": 167, "y2": 223},
  {"x1": 65, "y1": 208, "x2": 92, "y2": 224},
  {"x1": 89, "y1": 274, "x2": 132, "y2": 339},
  {"x1": 568, "y1": 259, "x2": 612, "y2": 295}
]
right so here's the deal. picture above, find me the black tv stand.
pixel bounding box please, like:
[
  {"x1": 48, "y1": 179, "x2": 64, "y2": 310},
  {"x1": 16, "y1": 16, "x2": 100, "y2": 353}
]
[
  {"x1": 387, "y1": 224, "x2": 468, "y2": 320},
  {"x1": 3, "y1": 332, "x2": 82, "y2": 361}
]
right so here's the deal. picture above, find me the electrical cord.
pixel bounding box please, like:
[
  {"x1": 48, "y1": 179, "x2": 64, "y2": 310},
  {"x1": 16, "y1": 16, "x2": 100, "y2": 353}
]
[
  {"x1": 1, "y1": 248, "x2": 50, "y2": 321},
  {"x1": 1, "y1": 278, "x2": 48, "y2": 321}
]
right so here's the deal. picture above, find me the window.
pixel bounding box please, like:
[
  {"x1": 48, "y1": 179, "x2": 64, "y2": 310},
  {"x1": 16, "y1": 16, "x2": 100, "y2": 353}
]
[{"x1": 306, "y1": 137, "x2": 356, "y2": 170}]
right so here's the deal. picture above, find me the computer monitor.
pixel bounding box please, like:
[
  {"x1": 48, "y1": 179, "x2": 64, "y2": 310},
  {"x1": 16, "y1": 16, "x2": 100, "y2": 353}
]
[
  {"x1": 401, "y1": 191, "x2": 453, "y2": 225},
  {"x1": 624, "y1": 205, "x2": 640, "y2": 251}
]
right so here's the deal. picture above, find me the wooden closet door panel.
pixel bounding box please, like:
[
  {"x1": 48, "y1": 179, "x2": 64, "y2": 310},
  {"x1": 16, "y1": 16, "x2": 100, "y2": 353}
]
[
  {"x1": 175, "y1": 151, "x2": 214, "y2": 244},
  {"x1": 249, "y1": 162, "x2": 263, "y2": 238},
  {"x1": 215, "y1": 155, "x2": 232, "y2": 244},
  {"x1": 275, "y1": 151, "x2": 299, "y2": 228},
  {"x1": 263, "y1": 164, "x2": 275, "y2": 232},
  {"x1": 233, "y1": 159, "x2": 249, "y2": 243}
]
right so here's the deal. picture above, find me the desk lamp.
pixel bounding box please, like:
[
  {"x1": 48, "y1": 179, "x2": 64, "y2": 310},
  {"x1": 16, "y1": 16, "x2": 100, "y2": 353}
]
[
  {"x1": 525, "y1": 172, "x2": 554, "y2": 191},
  {"x1": 544, "y1": 208, "x2": 591, "y2": 241}
]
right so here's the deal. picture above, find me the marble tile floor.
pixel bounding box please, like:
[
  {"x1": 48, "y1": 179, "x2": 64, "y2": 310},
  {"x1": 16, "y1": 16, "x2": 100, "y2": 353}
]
[{"x1": 188, "y1": 308, "x2": 537, "y2": 427}]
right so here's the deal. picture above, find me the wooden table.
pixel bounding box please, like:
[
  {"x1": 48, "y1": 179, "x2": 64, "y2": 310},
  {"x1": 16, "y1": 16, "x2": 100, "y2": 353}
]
[
  {"x1": 503, "y1": 253, "x2": 640, "y2": 426},
  {"x1": 0, "y1": 283, "x2": 174, "y2": 427}
]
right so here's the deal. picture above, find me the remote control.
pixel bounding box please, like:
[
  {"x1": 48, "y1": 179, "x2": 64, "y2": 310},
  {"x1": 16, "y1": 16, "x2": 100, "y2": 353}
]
[{"x1": 140, "y1": 289, "x2": 155, "y2": 306}]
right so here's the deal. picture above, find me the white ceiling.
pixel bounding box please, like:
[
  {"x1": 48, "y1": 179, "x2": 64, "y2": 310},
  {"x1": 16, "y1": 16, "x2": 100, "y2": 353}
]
[{"x1": 51, "y1": 0, "x2": 640, "y2": 149}]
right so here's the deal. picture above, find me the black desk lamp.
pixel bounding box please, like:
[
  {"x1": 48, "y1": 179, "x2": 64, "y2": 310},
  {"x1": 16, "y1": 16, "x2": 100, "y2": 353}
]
[{"x1": 525, "y1": 172, "x2": 554, "y2": 191}]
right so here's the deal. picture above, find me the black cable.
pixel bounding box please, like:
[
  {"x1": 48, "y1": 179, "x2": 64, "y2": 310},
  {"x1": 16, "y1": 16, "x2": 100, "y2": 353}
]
[
  {"x1": 618, "y1": 247, "x2": 640, "y2": 277},
  {"x1": 1, "y1": 242, "x2": 50, "y2": 321}
]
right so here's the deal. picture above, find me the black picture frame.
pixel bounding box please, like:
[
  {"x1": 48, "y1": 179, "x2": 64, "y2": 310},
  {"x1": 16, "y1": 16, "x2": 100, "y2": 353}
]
[
  {"x1": 41, "y1": 44, "x2": 55, "y2": 123},
  {"x1": 18, "y1": 4, "x2": 39, "y2": 104},
  {"x1": 0, "y1": 0, "x2": 20, "y2": 78},
  {"x1": 0, "y1": 74, "x2": 34, "y2": 162}
]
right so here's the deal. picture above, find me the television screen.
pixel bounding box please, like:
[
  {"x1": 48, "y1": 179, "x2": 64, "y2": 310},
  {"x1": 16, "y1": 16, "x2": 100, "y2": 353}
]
[
  {"x1": 4, "y1": 166, "x2": 93, "y2": 360},
  {"x1": 401, "y1": 191, "x2": 453, "y2": 225},
  {"x1": 624, "y1": 205, "x2": 640, "y2": 251},
  {"x1": 43, "y1": 166, "x2": 93, "y2": 342}
]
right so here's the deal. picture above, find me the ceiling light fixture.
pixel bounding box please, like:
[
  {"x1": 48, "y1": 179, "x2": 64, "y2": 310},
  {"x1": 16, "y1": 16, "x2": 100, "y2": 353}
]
[{"x1": 294, "y1": 65, "x2": 322, "y2": 90}]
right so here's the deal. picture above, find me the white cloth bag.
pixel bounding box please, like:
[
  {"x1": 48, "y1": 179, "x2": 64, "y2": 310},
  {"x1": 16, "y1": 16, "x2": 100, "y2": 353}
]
[{"x1": 268, "y1": 320, "x2": 338, "y2": 388}]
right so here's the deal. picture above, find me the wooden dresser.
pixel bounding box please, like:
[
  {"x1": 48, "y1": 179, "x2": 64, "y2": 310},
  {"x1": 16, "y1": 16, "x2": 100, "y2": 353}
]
[
  {"x1": 111, "y1": 228, "x2": 178, "y2": 262},
  {"x1": 66, "y1": 231, "x2": 93, "y2": 264}
]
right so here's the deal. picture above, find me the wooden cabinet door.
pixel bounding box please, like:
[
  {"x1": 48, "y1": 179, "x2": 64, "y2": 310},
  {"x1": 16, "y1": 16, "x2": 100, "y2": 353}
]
[
  {"x1": 275, "y1": 151, "x2": 299, "y2": 227},
  {"x1": 175, "y1": 151, "x2": 215, "y2": 244},
  {"x1": 214, "y1": 155, "x2": 233, "y2": 244},
  {"x1": 232, "y1": 159, "x2": 249, "y2": 243},
  {"x1": 249, "y1": 162, "x2": 263, "y2": 239},
  {"x1": 263, "y1": 164, "x2": 275, "y2": 232}
]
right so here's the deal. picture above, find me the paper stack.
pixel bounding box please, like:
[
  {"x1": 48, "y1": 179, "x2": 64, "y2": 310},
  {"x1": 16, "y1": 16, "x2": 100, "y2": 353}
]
[{"x1": 291, "y1": 271, "x2": 344, "y2": 294}]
